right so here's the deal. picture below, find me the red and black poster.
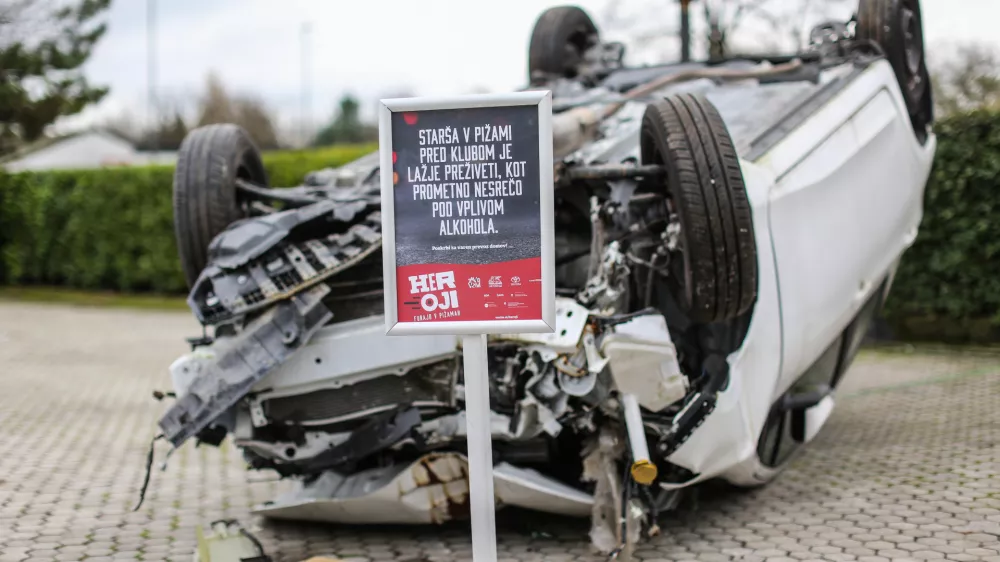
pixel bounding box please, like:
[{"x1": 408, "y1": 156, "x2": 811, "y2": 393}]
[{"x1": 387, "y1": 104, "x2": 544, "y2": 325}]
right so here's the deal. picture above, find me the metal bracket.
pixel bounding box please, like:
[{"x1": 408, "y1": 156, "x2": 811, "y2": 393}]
[
  {"x1": 583, "y1": 327, "x2": 610, "y2": 374},
  {"x1": 248, "y1": 398, "x2": 267, "y2": 428}
]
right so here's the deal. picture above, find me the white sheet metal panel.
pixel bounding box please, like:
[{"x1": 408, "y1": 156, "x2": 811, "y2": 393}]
[
  {"x1": 254, "y1": 315, "x2": 459, "y2": 398},
  {"x1": 661, "y1": 160, "x2": 784, "y2": 482},
  {"x1": 762, "y1": 60, "x2": 937, "y2": 392}
]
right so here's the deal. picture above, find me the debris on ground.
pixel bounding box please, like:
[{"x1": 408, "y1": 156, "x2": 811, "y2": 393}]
[{"x1": 195, "y1": 519, "x2": 272, "y2": 562}]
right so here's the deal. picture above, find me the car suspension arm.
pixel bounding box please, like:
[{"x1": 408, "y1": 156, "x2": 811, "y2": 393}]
[{"x1": 235, "y1": 179, "x2": 325, "y2": 208}]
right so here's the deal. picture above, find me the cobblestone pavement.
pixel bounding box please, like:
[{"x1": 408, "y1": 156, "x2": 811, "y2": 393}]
[{"x1": 1, "y1": 301, "x2": 999, "y2": 562}]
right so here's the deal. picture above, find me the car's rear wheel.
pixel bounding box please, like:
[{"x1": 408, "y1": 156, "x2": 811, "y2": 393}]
[
  {"x1": 173, "y1": 124, "x2": 269, "y2": 287},
  {"x1": 856, "y1": 0, "x2": 933, "y2": 139},
  {"x1": 639, "y1": 93, "x2": 758, "y2": 325},
  {"x1": 528, "y1": 6, "x2": 600, "y2": 83}
]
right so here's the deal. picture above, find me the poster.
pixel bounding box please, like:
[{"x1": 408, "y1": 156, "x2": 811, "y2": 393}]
[{"x1": 380, "y1": 93, "x2": 553, "y2": 334}]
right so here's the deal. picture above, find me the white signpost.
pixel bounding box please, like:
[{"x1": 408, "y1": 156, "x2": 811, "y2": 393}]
[{"x1": 379, "y1": 92, "x2": 555, "y2": 562}]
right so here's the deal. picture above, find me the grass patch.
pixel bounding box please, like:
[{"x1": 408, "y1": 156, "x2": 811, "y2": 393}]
[
  {"x1": 844, "y1": 363, "x2": 999, "y2": 398},
  {"x1": 860, "y1": 341, "x2": 1000, "y2": 358},
  {"x1": 0, "y1": 286, "x2": 188, "y2": 311}
]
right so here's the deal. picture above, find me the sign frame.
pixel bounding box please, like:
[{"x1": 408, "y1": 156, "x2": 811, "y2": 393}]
[{"x1": 378, "y1": 91, "x2": 555, "y2": 337}]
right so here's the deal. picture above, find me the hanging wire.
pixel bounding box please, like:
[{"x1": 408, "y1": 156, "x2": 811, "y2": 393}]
[
  {"x1": 132, "y1": 434, "x2": 164, "y2": 512},
  {"x1": 608, "y1": 455, "x2": 636, "y2": 560}
]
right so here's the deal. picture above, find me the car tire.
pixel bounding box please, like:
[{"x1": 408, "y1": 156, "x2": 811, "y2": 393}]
[
  {"x1": 528, "y1": 6, "x2": 600, "y2": 83},
  {"x1": 856, "y1": 0, "x2": 933, "y2": 138},
  {"x1": 639, "y1": 93, "x2": 758, "y2": 325},
  {"x1": 173, "y1": 124, "x2": 269, "y2": 288}
]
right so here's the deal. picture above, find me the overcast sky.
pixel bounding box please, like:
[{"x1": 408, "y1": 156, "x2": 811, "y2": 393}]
[{"x1": 57, "y1": 0, "x2": 1000, "y2": 141}]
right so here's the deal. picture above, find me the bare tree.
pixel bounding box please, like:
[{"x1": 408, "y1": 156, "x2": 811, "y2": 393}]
[
  {"x1": 195, "y1": 72, "x2": 280, "y2": 150},
  {"x1": 701, "y1": 0, "x2": 774, "y2": 58},
  {"x1": 596, "y1": 0, "x2": 853, "y2": 63},
  {"x1": 723, "y1": 0, "x2": 853, "y2": 54},
  {"x1": 94, "y1": 96, "x2": 193, "y2": 152},
  {"x1": 930, "y1": 42, "x2": 1000, "y2": 117},
  {"x1": 137, "y1": 111, "x2": 189, "y2": 151},
  {"x1": 598, "y1": 0, "x2": 679, "y2": 64},
  {"x1": 98, "y1": 109, "x2": 142, "y2": 144},
  {"x1": 196, "y1": 72, "x2": 237, "y2": 127},
  {"x1": 234, "y1": 96, "x2": 279, "y2": 150}
]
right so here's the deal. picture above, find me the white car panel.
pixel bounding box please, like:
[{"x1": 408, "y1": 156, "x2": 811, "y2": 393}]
[
  {"x1": 664, "y1": 160, "x2": 783, "y2": 482},
  {"x1": 764, "y1": 61, "x2": 936, "y2": 391}
]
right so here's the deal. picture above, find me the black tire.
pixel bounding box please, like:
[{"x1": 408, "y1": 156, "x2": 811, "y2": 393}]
[
  {"x1": 639, "y1": 93, "x2": 757, "y2": 325},
  {"x1": 528, "y1": 6, "x2": 600, "y2": 82},
  {"x1": 856, "y1": 0, "x2": 933, "y2": 136},
  {"x1": 173, "y1": 124, "x2": 268, "y2": 288}
]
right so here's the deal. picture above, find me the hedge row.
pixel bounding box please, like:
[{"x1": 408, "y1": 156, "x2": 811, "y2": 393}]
[
  {"x1": 261, "y1": 144, "x2": 375, "y2": 187},
  {"x1": 0, "y1": 143, "x2": 376, "y2": 293},
  {"x1": 1, "y1": 111, "x2": 999, "y2": 341},
  {"x1": 880, "y1": 109, "x2": 1000, "y2": 341}
]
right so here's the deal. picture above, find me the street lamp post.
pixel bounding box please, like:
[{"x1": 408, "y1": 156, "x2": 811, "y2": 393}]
[
  {"x1": 300, "y1": 22, "x2": 312, "y2": 148},
  {"x1": 147, "y1": 0, "x2": 158, "y2": 152},
  {"x1": 680, "y1": 0, "x2": 692, "y2": 62}
]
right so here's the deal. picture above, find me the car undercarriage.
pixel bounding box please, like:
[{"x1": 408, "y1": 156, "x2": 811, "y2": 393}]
[{"x1": 148, "y1": 1, "x2": 935, "y2": 556}]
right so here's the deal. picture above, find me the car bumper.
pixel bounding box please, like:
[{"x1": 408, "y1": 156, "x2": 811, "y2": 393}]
[{"x1": 253, "y1": 452, "x2": 593, "y2": 524}]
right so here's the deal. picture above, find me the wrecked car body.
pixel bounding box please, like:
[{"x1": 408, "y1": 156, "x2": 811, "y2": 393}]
[{"x1": 154, "y1": 2, "x2": 936, "y2": 555}]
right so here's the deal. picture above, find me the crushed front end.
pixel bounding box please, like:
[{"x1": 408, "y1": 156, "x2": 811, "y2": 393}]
[
  {"x1": 149, "y1": 8, "x2": 802, "y2": 554},
  {"x1": 155, "y1": 151, "x2": 744, "y2": 554}
]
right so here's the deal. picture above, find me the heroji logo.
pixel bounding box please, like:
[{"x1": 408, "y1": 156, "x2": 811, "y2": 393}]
[{"x1": 409, "y1": 271, "x2": 460, "y2": 313}]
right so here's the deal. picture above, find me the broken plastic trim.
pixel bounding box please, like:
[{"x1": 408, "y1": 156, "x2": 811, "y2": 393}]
[
  {"x1": 251, "y1": 407, "x2": 423, "y2": 476},
  {"x1": 235, "y1": 178, "x2": 325, "y2": 208},
  {"x1": 189, "y1": 209, "x2": 382, "y2": 326},
  {"x1": 131, "y1": 433, "x2": 164, "y2": 512},
  {"x1": 654, "y1": 354, "x2": 731, "y2": 458},
  {"x1": 158, "y1": 285, "x2": 333, "y2": 448}
]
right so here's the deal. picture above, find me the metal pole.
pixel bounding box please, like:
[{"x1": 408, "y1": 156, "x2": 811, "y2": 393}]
[
  {"x1": 300, "y1": 22, "x2": 312, "y2": 148},
  {"x1": 680, "y1": 0, "x2": 691, "y2": 62},
  {"x1": 461, "y1": 334, "x2": 498, "y2": 562},
  {"x1": 147, "y1": 0, "x2": 157, "y2": 152}
]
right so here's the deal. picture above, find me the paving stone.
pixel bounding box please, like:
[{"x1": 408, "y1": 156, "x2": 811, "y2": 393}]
[
  {"x1": 965, "y1": 549, "x2": 1000, "y2": 557},
  {"x1": 1, "y1": 303, "x2": 999, "y2": 562}
]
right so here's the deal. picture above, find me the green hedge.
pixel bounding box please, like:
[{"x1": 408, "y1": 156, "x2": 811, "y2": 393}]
[
  {"x1": 262, "y1": 144, "x2": 375, "y2": 187},
  {"x1": 1, "y1": 111, "x2": 999, "y2": 343},
  {"x1": 881, "y1": 109, "x2": 1000, "y2": 342},
  {"x1": 0, "y1": 144, "x2": 376, "y2": 293}
]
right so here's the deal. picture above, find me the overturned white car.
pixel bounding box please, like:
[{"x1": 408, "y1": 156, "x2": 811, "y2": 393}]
[{"x1": 151, "y1": 0, "x2": 935, "y2": 555}]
